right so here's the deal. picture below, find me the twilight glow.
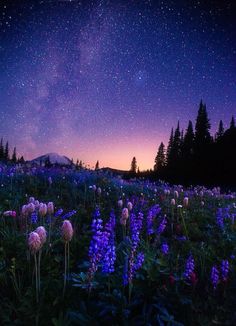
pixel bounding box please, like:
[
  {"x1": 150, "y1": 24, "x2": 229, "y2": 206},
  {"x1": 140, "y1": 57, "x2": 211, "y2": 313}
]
[{"x1": 0, "y1": 0, "x2": 235, "y2": 170}]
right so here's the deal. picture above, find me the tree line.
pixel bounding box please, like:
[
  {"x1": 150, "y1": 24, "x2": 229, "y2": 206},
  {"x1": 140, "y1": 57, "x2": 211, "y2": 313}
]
[
  {"x1": 0, "y1": 138, "x2": 25, "y2": 164},
  {"x1": 153, "y1": 100, "x2": 236, "y2": 186}
]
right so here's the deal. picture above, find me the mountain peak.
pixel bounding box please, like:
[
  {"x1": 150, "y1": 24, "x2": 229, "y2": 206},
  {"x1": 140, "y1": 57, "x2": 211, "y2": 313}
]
[{"x1": 31, "y1": 153, "x2": 72, "y2": 165}]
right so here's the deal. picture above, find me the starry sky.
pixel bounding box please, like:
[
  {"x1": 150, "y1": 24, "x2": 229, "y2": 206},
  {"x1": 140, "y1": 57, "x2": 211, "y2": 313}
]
[{"x1": 0, "y1": 0, "x2": 235, "y2": 170}]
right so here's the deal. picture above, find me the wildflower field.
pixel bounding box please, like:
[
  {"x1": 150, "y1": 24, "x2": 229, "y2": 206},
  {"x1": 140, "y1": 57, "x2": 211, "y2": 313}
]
[{"x1": 0, "y1": 165, "x2": 236, "y2": 325}]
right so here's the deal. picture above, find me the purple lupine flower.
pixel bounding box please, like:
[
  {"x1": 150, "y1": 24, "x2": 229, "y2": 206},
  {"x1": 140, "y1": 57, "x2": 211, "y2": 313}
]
[
  {"x1": 31, "y1": 212, "x2": 38, "y2": 224},
  {"x1": 128, "y1": 250, "x2": 144, "y2": 284},
  {"x1": 221, "y1": 260, "x2": 229, "y2": 281},
  {"x1": 128, "y1": 251, "x2": 145, "y2": 285},
  {"x1": 176, "y1": 235, "x2": 187, "y2": 241},
  {"x1": 102, "y1": 244, "x2": 116, "y2": 273},
  {"x1": 133, "y1": 252, "x2": 145, "y2": 271},
  {"x1": 211, "y1": 265, "x2": 219, "y2": 289},
  {"x1": 61, "y1": 210, "x2": 77, "y2": 220},
  {"x1": 157, "y1": 216, "x2": 167, "y2": 235},
  {"x1": 223, "y1": 207, "x2": 230, "y2": 220},
  {"x1": 216, "y1": 208, "x2": 224, "y2": 228},
  {"x1": 54, "y1": 208, "x2": 63, "y2": 217},
  {"x1": 128, "y1": 250, "x2": 136, "y2": 284},
  {"x1": 123, "y1": 255, "x2": 129, "y2": 286},
  {"x1": 184, "y1": 255, "x2": 195, "y2": 280},
  {"x1": 130, "y1": 212, "x2": 143, "y2": 250},
  {"x1": 147, "y1": 204, "x2": 161, "y2": 235},
  {"x1": 88, "y1": 210, "x2": 104, "y2": 276},
  {"x1": 102, "y1": 211, "x2": 116, "y2": 274},
  {"x1": 161, "y1": 243, "x2": 169, "y2": 255}
]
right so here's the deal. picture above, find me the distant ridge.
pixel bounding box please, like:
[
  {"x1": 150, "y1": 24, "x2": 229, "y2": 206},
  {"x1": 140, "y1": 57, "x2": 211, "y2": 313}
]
[
  {"x1": 30, "y1": 153, "x2": 72, "y2": 166},
  {"x1": 100, "y1": 167, "x2": 129, "y2": 175}
]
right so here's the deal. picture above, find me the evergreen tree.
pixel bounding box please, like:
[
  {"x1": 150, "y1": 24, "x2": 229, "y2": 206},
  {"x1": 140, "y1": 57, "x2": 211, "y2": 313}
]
[
  {"x1": 4, "y1": 141, "x2": 9, "y2": 161},
  {"x1": 166, "y1": 128, "x2": 174, "y2": 166},
  {"x1": 180, "y1": 129, "x2": 184, "y2": 157},
  {"x1": 19, "y1": 156, "x2": 25, "y2": 164},
  {"x1": 183, "y1": 120, "x2": 194, "y2": 158},
  {"x1": 215, "y1": 120, "x2": 224, "y2": 140},
  {"x1": 154, "y1": 142, "x2": 166, "y2": 171},
  {"x1": 12, "y1": 147, "x2": 17, "y2": 163},
  {"x1": 0, "y1": 138, "x2": 3, "y2": 160},
  {"x1": 95, "y1": 160, "x2": 99, "y2": 170},
  {"x1": 172, "y1": 121, "x2": 181, "y2": 161},
  {"x1": 230, "y1": 116, "x2": 235, "y2": 129},
  {"x1": 79, "y1": 160, "x2": 83, "y2": 169},
  {"x1": 195, "y1": 100, "x2": 211, "y2": 150},
  {"x1": 130, "y1": 157, "x2": 137, "y2": 173}
]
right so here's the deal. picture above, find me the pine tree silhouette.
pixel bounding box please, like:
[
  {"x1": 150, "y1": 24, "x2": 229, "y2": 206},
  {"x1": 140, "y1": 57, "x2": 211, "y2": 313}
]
[
  {"x1": 4, "y1": 142, "x2": 9, "y2": 161},
  {"x1": 172, "y1": 122, "x2": 181, "y2": 162},
  {"x1": 154, "y1": 142, "x2": 166, "y2": 172},
  {"x1": 194, "y1": 100, "x2": 211, "y2": 151},
  {"x1": 230, "y1": 116, "x2": 235, "y2": 129},
  {"x1": 95, "y1": 160, "x2": 99, "y2": 170},
  {"x1": 166, "y1": 128, "x2": 174, "y2": 167},
  {"x1": 183, "y1": 121, "x2": 194, "y2": 159},
  {"x1": 215, "y1": 120, "x2": 224, "y2": 140},
  {"x1": 12, "y1": 147, "x2": 17, "y2": 163},
  {"x1": 130, "y1": 157, "x2": 137, "y2": 173},
  {"x1": 19, "y1": 156, "x2": 25, "y2": 164},
  {"x1": 0, "y1": 138, "x2": 4, "y2": 160}
]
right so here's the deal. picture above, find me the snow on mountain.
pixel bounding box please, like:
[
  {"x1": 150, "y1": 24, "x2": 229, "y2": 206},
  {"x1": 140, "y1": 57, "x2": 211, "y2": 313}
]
[{"x1": 30, "y1": 153, "x2": 72, "y2": 165}]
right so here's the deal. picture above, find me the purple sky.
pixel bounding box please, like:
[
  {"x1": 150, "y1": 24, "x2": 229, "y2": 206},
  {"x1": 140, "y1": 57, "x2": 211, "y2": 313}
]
[{"x1": 0, "y1": 0, "x2": 235, "y2": 169}]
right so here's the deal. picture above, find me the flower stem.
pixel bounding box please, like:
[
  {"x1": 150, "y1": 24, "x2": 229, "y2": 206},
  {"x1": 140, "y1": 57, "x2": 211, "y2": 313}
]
[
  {"x1": 38, "y1": 250, "x2": 41, "y2": 293},
  {"x1": 63, "y1": 242, "x2": 67, "y2": 297},
  {"x1": 34, "y1": 254, "x2": 39, "y2": 303}
]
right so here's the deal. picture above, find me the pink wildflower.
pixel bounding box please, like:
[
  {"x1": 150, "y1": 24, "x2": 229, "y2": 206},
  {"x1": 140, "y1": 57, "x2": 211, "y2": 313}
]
[
  {"x1": 28, "y1": 232, "x2": 41, "y2": 254},
  {"x1": 61, "y1": 220, "x2": 73, "y2": 242}
]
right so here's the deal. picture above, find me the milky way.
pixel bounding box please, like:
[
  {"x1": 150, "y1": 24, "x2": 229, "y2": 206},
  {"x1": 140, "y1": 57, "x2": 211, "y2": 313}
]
[{"x1": 0, "y1": 0, "x2": 235, "y2": 169}]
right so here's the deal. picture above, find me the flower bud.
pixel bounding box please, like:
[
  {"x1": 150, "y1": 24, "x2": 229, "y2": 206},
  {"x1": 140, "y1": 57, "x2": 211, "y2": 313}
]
[
  {"x1": 118, "y1": 199, "x2": 123, "y2": 208},
  {"x1": 3, "y1": 210, "x2": 16, "y2": 217},
  {"x1": 174, "y1": 190, "x2": 179, "y2": 198},
  {"x1": 47, "y1": 202, "x2": 54, "y2": 215},
  {"x1": 122, "y1": 208, "x2": 129, "y2": 220},
  {"x1": 35, "y1": 226, "x2": 47, "y2": 246},
  {"x1": 29, "y1": 197, "x2": 35, "y2": 204},
  {"x1": 27, "y1": 203, "x2": 35, "y2": 213},
  {"x1": 39, "y1": 203, "x2": 47, "y2": 217},
  {"x1": 61, "y1": 220, "x2": 73, "y2": 242},
  {"x1": 183, "y1": 197, "x2": 189, "y2": 208},
  {"x1": 21, "y1": 205, "x2": 28, "y2": 216},
  {"x1": 127, "y1": 202, "x2": 133, "y2": 211},
  {"x1": 28, "y1": 232, "x2": 41, "y2": 254},
  {"x1": 34, "y1": 200, "x2": 40, "y2": 208}
]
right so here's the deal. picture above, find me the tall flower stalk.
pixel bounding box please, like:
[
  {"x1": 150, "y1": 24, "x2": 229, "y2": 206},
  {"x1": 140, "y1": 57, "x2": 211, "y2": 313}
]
[
  {"x1": 35, "y1": 226, "x2": 47, "y2": 293},
  {"x1": 61, "y1": 220, "x2": 73, "y2": 296},
  {"x1": 28, "y1": 232, "x2": 41, "y2": 303},
  {"x1": 125, "y1": 212, "x2": 144, "y2": 302}
]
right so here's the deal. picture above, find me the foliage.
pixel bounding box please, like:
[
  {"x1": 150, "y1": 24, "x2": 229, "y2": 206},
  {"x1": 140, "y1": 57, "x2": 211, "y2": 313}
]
[{"x1": 0, "y1": 164, "x2": 236, "y2": 325}]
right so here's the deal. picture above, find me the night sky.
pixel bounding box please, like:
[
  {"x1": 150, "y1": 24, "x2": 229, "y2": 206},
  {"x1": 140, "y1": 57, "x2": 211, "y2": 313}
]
[{"x1": 0, "y1": 0, "x2": 235, "y2": 170}]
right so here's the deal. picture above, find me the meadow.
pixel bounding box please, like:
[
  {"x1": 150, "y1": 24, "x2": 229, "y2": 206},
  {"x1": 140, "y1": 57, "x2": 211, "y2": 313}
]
[{"x1": 0, "y1": 164, "x2": 236, "y2": 325}]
